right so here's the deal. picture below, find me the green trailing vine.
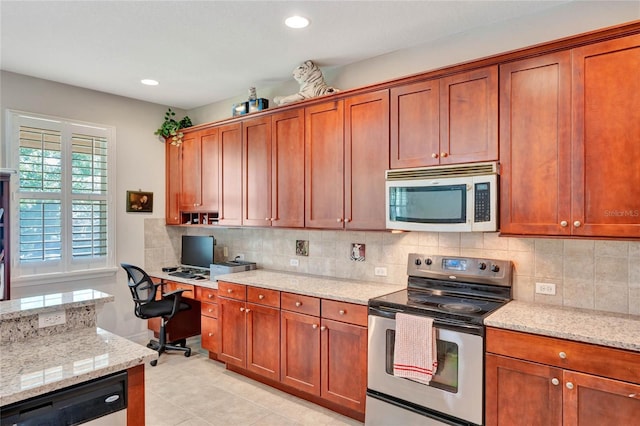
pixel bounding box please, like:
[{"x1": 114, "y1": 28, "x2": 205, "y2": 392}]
[{"x1": 154, "y1": 108, "x2": 193, "y2": 146}]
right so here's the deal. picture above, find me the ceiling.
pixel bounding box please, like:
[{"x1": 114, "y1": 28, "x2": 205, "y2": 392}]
[{"x1": 1, "y1": 0, "x2": 577, "y2": 110}]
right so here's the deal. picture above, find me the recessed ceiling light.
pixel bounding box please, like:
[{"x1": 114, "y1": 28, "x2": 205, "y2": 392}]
[
  {"x1": 285, "y1": 15, "x2": 309, "y2": 29},
  {"x1": 141, "y1": 79, "x2": 159, "y2": 86}
]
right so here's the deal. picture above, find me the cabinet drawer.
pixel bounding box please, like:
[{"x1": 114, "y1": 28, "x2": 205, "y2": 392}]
[
  {"x1": 486, "y1": 327, "x2": 640, "y2": 384},
  {"x1": 201, "y1": 315, "x2": 218, "y2": 354},
  {"x1": 197, "y1": 287, "x2": 218, "y2": 303},
  {"x1": 164, "y1": 281, "x2": 195, "y2": 299},
  {"x1": 247, "y1": 286, "x2": 280, "y2": 308},
  {"x1": 321, "y1": 300, "x2": 368, "y2": 327},
  {"x1": 218, "y1": 281, "x2": 247, "y2": 301},
  {"x1": 281, "y1": 292, "x2": 320, "y2": 316},
  {"x1": 201, "y1": 302, "x2": 218, "y2": 318}
]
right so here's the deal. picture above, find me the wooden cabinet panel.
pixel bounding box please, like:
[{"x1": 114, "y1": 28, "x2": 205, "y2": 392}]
[
  {"x1": 499, "y1": 52, "x2": 572, "y2": 236},
  {"x1": 218, "y1": 297, "x2": 246, "y2": 367},
  {"x1": 563, "y1": 370, "x2": 640, "y2": 425},
  {"x1": 246, "y1": 302, "x2": 280, "y2": 381},
  {"x1": 218, "y1": 281, "x2": 247, "y2": 301},
  {"x1": 165, "y1": 142, "x2": 181, "y2": 225},
  {"x1": 571, "y1": 34, "x2": 640, "y2": 237},
  {"x1": 281, "y1": 310, "x2": 321, "y2": 395},
  {"x1": 247, "y1": 286, "x2": 280, "y2": 308},
  {"x1": 163, "y1": 281, "x2": 195, "y2": 299},
  {"x1": 485, "y1": 354, "x2": 562, "y2": 426},
  {"x1": 344, "y1": 90, "x2": 389, "y2": 230},
  {"x1": 440, "y1": 66, "x2": 498, "y2": 165},
  {"x1": 320, "y1": 318, "x2": 367, "y2": 412},
  {"x1": 305, "y1": 100, "x2": 345, "y2": 229},
  {"x1": 180, "y1": 132, "x2": 201, "y2": 210},
  {"x1": 390, "y1": 80, "x2": 440, "y2": 168},
  {"x1": 201, "y1": 302, "x2": 218, "y2": 318},
  {"x1": 281, "y1": 292, "x2": 321, "y2": 316},
  {"x1": 321, "y1": 299, "x2": 367, "y2": 327},
  {"x1": 196, "y1": 287, "x2": 218, "y2": 303},
  {"x1": 271, "y1": 109, "x2": 305, "y2": 228},
  {"x1": 243, "y1": 116, "x2": 272, "y2": 227},
  {"x1": 219, "y1": 122, "x2": 243, "y2": 226},
  {"x1": 200, "y1": 128, "x2": 220, "y2": 211},
  {"x1": 201, "y1": 315, "x2": 219, "y2": 354}
]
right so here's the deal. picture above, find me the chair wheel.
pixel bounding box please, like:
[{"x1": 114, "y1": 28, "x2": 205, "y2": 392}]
[
  {"x1": 146, "y1": 343, "x2": 154, "y2": 349},
  {"x1": 184, "y1": 349, "x2": 191, "y2": 357},
  {"x1": 150, "y1": 359, "x2": 158, "y2": 366}
]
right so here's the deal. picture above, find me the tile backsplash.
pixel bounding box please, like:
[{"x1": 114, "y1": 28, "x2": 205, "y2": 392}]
[{"x1": 144, "y1": 219, "x2": 639, "y2": 315}]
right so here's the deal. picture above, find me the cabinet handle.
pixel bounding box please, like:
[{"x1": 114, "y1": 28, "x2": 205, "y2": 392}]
[
  {"x1": 270, "y1": 218, "x2": 275, "y2": 221},
  {"x1": 440, "y1": 152, "x2": 448, "y2": 158},
  {"x1": 208, "y1": 308, "x2": 213, "y2": 313},
  {"x1": 560, "y1": 221, "x2": 568, "y2": 227},
  {"x1": 559, "y1": 351, "x2": 567, "y2": 359},
  {"x1": 208, "y1": 333, "x2": 213, "y2": 337},
  {"x1": 258, "y1": 294, "x2": 265, "y2": 300},
  {"x1": 295, "y1": 301, "x2": 302, "y2": 307},
  {"x1": 431, "y1": 153, "x2": 438, "y2": 159},
  {"x1": 337, "y1": 218, "x2": 343, "y2": 223},
  {"x1": 240, "y1": 307, "x2": 245, "y2": 312},
  {"x1": 208, "y1": 294, "x2": 214, "y2": 299},
  {"x1": 320, "y1": 326, "x2": 327, "y2": 331},
  {"x1": 245, "y1": 308, "x2": 251, "y2": 313},
  {"x1": 227, "y1": 289, "x2": 233, "y2": 294},
  {"x1": 566, "y1": 382, "x2": 574, "y2": 390},
  {"x1": 265, "y1": 217, "x2": 270, "y2": 221},
  {"x1": 339, "y1": 309, "x2": 345, "y2": 315},
  {"x1": 312, "y1": 324, "x2": 318, "y2": 329},
  {"x1": 573, "y1": 221, "x2": 581, "y2": 227},
  {"x1": 345, "y1": 219, "x2": 351, "y2": 223},
  {"x1": 551, "y1": 378, "x2": 560, "y2": 386}
]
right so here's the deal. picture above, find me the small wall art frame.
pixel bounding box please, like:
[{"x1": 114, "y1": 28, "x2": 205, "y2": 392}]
[{"x1": 126, "y1": 190, "x2": 153, "y2": 213}]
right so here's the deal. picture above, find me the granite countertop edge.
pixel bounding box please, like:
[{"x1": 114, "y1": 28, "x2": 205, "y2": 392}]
[
  {"x1": 0, "y1": 327, "x2": 157, "y2": 407},
  {"x1": 485, "y1": 300, "x2": 640, "y2": 352},
  {"x1": 150, "y1": 269, "x2": 404, "y2": 305},
  {"x1": 0, "y1": 290, "x2": 115, "y2": 320}
]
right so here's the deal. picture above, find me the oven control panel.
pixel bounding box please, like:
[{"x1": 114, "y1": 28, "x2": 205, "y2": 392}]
[{"x1": 408, "y1": 253, "x2": 512, "y2": 287}]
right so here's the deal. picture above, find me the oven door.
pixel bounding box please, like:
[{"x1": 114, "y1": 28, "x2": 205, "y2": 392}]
[{"x1": 367, "y1": 313, "x2": 484, "y2": 425}]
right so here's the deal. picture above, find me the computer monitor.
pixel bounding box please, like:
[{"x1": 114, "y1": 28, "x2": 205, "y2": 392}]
[{"x1": 180, "y1": 235, "x2": 215, "y2": 270}]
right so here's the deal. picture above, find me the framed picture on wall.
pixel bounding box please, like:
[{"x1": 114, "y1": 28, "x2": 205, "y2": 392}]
[{"x1": 126, "y1": 191, "x2": 153, "y2": 213}]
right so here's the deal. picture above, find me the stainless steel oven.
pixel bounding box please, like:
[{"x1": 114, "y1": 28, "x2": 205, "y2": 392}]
[{"x1": 366, "y1": 254, "x2": 512, "y2": 426}]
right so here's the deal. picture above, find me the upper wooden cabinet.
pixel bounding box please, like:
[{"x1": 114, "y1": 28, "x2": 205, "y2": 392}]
[
  {"x1": 165, "y1": 142, "x2": 182, "y2": 225},
  {"x1": 243, "y1": 110, "x2": 305, "y2": 227},
  {"x1": 390, "y1": 65, "x2": 498, "y2": 168},
  {"x1": 500, "y1": 33, "x2": 640, "y2": 238},
  {"x1": 306, "y1": 90, "x2": 389, "y2": 230},
  {"x1": 218, "y1": 122, "x2": 243, "y2": 226},
  {"x1": 180, "y1": 128, "x2": 219, "y2": 212}
]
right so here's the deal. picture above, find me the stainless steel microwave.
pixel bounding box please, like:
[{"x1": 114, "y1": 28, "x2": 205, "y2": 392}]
[{"x1": 385, "y1": 162, "x2": 498, "y2": 232}]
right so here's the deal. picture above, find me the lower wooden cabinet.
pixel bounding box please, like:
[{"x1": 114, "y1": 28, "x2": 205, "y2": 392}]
[
  {"x1": 486, "y1": 327, "x2": 640, "y2": 426},
  {"x1": 198, "y1": 287, "x2": 218, "y2": 357}
]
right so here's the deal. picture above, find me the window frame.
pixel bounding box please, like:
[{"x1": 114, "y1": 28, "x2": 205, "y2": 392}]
[{"x1": 6, "y1": 110, "x2": 117, "y2": 286}]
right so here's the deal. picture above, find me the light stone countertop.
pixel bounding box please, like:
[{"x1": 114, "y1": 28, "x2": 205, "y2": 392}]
[
  {"x1": 485, "y1": 300, "x2": 640, "y2": 352},
  {"x1": 150, "y1": 269, "x2": 404, "y2": 304},
  {"x1": 0, "y1": 289, "x2": 114, "y2": 320},
  {"x1": 0, "y1": 327, "x2": 157, "y2": 407}
]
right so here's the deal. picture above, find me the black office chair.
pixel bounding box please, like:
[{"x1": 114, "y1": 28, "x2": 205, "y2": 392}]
[{"x1": 121, "y1": 263, "x2": 192, "y2": 366}]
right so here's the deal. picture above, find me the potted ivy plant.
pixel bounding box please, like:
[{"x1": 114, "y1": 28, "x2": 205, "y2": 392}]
[{"x1": 154, "y1": 108, "x2": 193, "y2": 146}]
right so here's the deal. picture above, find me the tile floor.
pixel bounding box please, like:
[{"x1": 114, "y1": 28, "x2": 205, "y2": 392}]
[{"x1": 143, "y1": 338, "x2": 364, "y2": 426}]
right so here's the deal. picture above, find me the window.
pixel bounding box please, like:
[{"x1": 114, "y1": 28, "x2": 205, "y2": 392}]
[{"x1": 7, "y1": 111, "x2": 116, "y2": 283}]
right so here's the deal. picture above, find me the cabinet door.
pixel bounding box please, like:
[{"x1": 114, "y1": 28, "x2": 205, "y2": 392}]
[
  {"x1": 320, "y1": 318, "x2": 367, "y2": 413},
  {"x1": 563, "y1": 370, "x2": 640, "y2": 425},
  {"x1": 201, "y1": 315, "x2": 219, "y2": 354},
  {"x1": 440, "y1": 65, "x2": 498, "y2": 165},
  {"x1": 499, "y1": 52, "x2": 572, "y2": 236},
  {"x1": 305, "y1": 100, "x2": 345, "y2": 229},
  {"x1": 180, "y1": 131, "x2": 201, "y2": 210},
  {"x1": 390, "y1": 80, "x2": 440, "y2": 168},
  {"x1": 218, "y1": 122, "x2": 243, "y2": 226},
  {"x1": 165, "y1": 142, "x2": 182, "y2": 225},
  {"x1": 243, "y1": 116, "x2": 272, "y2": 226},
  {"x1": 200, "y1": 128, "x2": 219, "y2": 211},
  {"x1": 485, "y1": 354, "x2": 562, "y2": 426},
  {"x1": 344, "y1": 90, "x2": 389, "y2": 230},
  {"x1": 280, "y1": 310, "x2": 321, "y2": 395},
  {"x1": 272, "y1": 109, "x2": 305, "y2": 228},
  {"x1": 571, "y1": 34, "x2": 640, "y2": 238},
  {"x1": 217, "y1": 297, "x2": 246, "y2": 367},
  {"x1": 246, "y1": 302, "x2": 280, "y2": 381}
]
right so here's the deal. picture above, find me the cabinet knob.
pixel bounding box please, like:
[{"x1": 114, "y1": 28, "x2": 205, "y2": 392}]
[
  {"x1": 208, "y1": 308, "x2": 213, "y2": 313},
  {"x1": 337, "y1": 218, "x2": 343, "y2": 223},
  {"x1": 295, "y1": 301, "x2": 302, "y2": 307},
  {"x1": 566, "y1": 382, "x2": 574, "y2": 390},
  {"x1": 270, "y1": 218, "x2": 275, "y2": 221},
  {"x1": 560, "y1": 220, "x2": 568, "y2": 227},
  {"x1": 559, "y1": 351, "x2": 567, "y2": 359},
  {"x1": 312, "y1": 324, "x2": 318, "y2": 329},
  {"x1": 431, "y1": 153, "x2": 438, "y2": 159},
  {"x1": 320, "y1": 326, "x2": 327, "y2": 331},
  {"x1": 245, "y1": 308, "x2": 251, "y2": 313},
  {"x1": 339, "y1": 310, "x2": 345, "y2": 315},
  {"x1": 441, "y1": 152, "x2": 448, "y2": 158},
  {"x1": 551, "y1": 378, "x2": 560, "y2": 386},
  {"x1": 240, "y1": 307, "x2": 245, "y2": 312},
  {"x1": 573, "y1": 220, "x2": 582, "y2": 227},
  {"x1": 258, "y1": 294, "x2": 265, "y2": 300},
  {"x1": 208, "y1": 294, "x2": 214, "y2": 299},
  {"x1": 227, "y1": 289, "x2": 233, "y2": 294},
  {"x1": 265, "y1": 217, "x2": 270, "y2": 221},
  {"x1": 208, "y1": 333, "x2": 213, "y2": 337},
  {"x1": 345, "y1": 218, "x2": 351, "y2": 223}
]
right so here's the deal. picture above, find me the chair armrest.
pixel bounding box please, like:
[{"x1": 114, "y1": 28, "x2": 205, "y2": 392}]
[{"x1": 162, "y1": 289, "x2": 188, "y2": 318}]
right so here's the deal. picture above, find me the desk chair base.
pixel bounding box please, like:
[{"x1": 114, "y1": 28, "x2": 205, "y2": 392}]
[{"x1": 148, "y1": 320, "x2": 192, "y2": 366}]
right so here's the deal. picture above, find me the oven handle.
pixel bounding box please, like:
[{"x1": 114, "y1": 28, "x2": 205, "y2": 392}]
[{"x1": 368, "y1": 306, "x2": 484, "y2": 335}]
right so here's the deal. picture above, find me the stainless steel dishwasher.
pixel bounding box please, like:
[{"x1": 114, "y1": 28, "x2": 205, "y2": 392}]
[{"x1": 1, "y1": 371, "x2": 127, "y2": 425}]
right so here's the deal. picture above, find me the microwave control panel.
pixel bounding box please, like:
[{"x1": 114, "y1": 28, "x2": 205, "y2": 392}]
[{"x1": 474, "y1": 183, "x2": 491, "y2": 223}]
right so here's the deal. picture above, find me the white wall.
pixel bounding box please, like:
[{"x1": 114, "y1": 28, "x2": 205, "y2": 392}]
[{"x1": 0, "y1": 70, "x2": 187, "y2": 338}]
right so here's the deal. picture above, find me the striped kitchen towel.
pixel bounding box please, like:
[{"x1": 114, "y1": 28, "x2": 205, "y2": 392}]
[{"x1": 393, "y1": 313, "x2": 438, "y2": 384}]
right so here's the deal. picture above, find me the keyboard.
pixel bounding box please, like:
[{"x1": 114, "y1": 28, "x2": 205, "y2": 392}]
[{"x1": 168, "y1": 271, "x2": 196, "y2": 279}]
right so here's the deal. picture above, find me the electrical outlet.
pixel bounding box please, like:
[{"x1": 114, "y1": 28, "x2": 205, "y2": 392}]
[
  {"x1": 535, "y1": 282, "x2": 556, "y2": 295},
  {"x1": 290, "y1": 258, "x2": 299, "y2": 267},
  {"x1": 39, "y1": 310, "x2": 66, "y2": 328},
  {"x1": 374, "y1": 267, "x2": 388, "y2": 277},
  {"x1": 235, "y1": 253, "x2": 245, "y2": 261}
]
